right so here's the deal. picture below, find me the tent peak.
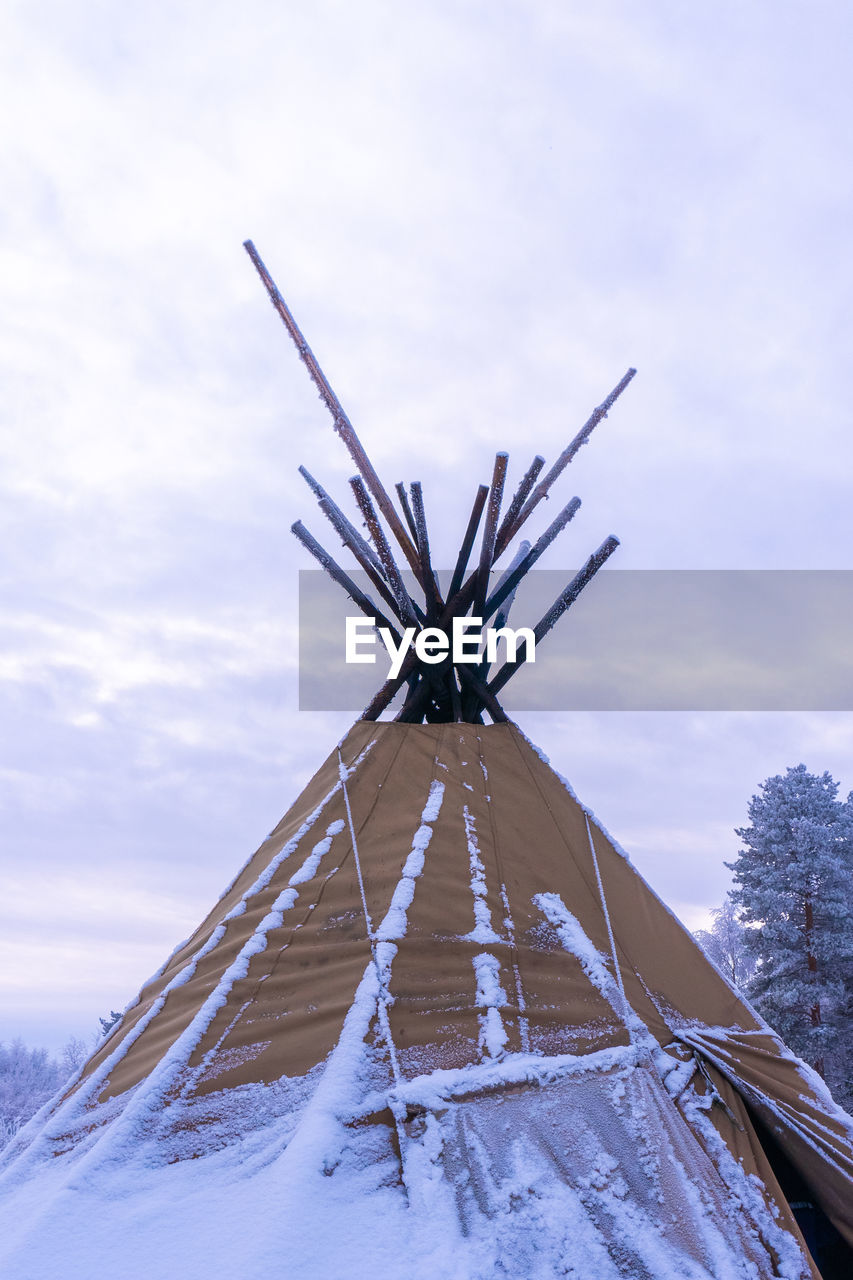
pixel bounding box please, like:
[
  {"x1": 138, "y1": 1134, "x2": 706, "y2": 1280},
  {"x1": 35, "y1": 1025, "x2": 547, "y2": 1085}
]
[{"x1": 244, "y1": 239, "x2": 634, "y2": 724}]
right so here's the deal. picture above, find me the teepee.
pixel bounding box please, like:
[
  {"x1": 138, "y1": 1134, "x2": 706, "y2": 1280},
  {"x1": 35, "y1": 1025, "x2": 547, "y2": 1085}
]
[{"x1": 2, "y1": 247, "x2": 851, "y2": 1280}]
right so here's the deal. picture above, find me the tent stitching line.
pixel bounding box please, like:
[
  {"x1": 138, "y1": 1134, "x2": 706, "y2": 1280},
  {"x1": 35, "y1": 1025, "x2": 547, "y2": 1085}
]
[
  {"x1": 177, "y1": 862, "x2": 348, "y2": 1106},
  {"x1": 248, "y1": 857, "x2": 341, "y2": 992}
]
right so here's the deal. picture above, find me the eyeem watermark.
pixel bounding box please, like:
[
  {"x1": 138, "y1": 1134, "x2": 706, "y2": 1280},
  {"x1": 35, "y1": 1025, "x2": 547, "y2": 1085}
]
[
  {"x1": 300, "y1": 569, "x2": 853, "y2": 711},
  {"x1": 345, "y1": 616, "x2": 536, "y2": 679}
]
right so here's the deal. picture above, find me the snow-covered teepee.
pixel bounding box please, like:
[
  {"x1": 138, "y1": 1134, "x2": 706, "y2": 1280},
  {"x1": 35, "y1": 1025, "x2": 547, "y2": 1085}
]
[{"x1": 2, "y1": 247, "x2": 851, "y2": 1280}]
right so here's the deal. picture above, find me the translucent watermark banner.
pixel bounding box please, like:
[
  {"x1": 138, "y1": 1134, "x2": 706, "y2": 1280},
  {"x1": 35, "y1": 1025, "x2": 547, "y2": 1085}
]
[{"x1": 298, "y1": 569, "x2": 853, "y2": 712}]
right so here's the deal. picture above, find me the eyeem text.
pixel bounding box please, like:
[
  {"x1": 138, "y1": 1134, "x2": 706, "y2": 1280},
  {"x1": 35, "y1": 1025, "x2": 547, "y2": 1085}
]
[{"x1": 345, "y1": 616, "x2": 536, "y2": 679}]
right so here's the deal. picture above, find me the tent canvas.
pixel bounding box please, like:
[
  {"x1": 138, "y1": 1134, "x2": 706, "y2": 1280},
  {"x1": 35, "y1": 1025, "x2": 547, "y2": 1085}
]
[{"x1": 2, "y1": 722, "x2": 852, "y2": 1279}]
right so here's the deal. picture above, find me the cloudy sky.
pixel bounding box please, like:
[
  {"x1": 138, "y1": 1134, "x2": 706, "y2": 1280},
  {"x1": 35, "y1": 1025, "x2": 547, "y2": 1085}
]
[{"x1": 2, "y1": 0, "x2": 852, "y2": 1051}]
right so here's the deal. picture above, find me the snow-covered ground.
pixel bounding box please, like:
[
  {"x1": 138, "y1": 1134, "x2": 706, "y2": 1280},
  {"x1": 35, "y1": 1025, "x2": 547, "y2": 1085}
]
[{"x1": 0, "y1": 1046, "x2": 811, "y2": 1280}]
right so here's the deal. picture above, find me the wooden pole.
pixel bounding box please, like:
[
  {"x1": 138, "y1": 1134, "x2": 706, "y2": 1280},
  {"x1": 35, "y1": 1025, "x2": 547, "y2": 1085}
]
[
  {"x1": 410, "y1": 481, "x2": 443, "y2": 622},
  {"x1": 465, "y1": 540, "x2": 530, "y2": 708},
  {"x1": 299, "y1": 467, "x2": 406, "y2": 624},
  {"x1": 474, "y1": 453, "x2": 508, "y2": 616},
  {"x1": 495, "y1": 455, "x2": 545, "y2": 551},
  {"x1": 301, "y1": 466, "x2": 385, "y2": 577},
  {"x1": 490, "y1": 540, "x2": 530, "y2": 630},
  {"x1": 463, "y1": 492, "x2": 581, "y2": 718},
  {"x1": 350, "y1": 476, "x2": 422, "y2": 629},
  {"x1": 361, "y1": 659, "x2": 416, "y2": 721},
  {"x1": 291, "y1": 521, "x2": 402, "y2": 641},
  {"x1": 496, "y1": 369, "x2": 635, "y2": 555},
  {"x1": 448, "y1": 668, "x2": 463, "y2": 722},
  {"x1": 488, "y1": 535, "x2": 619, "y2": 696},
  {"x1": 530, "y1": 535, "x2": 620, "y2": 641},
  {"x1": 395, "y1": 674, "x2": 430, "y2": 723},
  {"x1": 395, "y1": 483, "x2": 419, "y2": 544},
  {"x1": 393, "y1": 648, "x2": 510, "y2": 725},
  {"x1": 483, "y1": 496, "x2": 581, "y2": 622},
  {"x1": 448, "y1": 484, "x2": 489, "y2": 601},
  {"x1": 456, "y1": 665, "x2": 509, "y2": 723},
  {"x1": 244, "y1": 240, "x2": 422, "y2": 576},
  {"x1": 361, "y1": 483, "x2": 574, "y2": 721}
]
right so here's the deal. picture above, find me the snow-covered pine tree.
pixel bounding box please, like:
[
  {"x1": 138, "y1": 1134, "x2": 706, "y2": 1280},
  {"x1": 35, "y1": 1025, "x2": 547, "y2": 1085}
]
[
  {"x1": 0, "y1": 1041, "x2": 63, "y2": 1146},
  {"x1": 729, "y1": 764, "x2": 853, "y2": 1108},
  {"x1": 694, "y1": 893, "x2": 756, "y2": 990},
  {"x1": 0, "y1": 1035, "x2": 94, "y2": 1148},
  {"x1": 99, "y1": 1010, "x2": 122, "y2": 1037}
]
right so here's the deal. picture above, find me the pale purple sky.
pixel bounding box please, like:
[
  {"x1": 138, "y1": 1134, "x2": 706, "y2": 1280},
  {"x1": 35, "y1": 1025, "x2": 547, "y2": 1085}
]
[{"x1": 2, "y1": 0, "x2": 853, "y2": 1050}]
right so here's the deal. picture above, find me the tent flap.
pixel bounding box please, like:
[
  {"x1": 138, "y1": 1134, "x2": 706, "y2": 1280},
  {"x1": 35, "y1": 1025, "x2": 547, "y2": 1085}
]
[{"x1": 677, "y1": 1027, "x2": 853, "y2": 1252}]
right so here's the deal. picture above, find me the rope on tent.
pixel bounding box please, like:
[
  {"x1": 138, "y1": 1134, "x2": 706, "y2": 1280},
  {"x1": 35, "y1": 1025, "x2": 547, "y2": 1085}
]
[
  {"x1": 338, "y1": 749, "x2": 375, "y2": 943},
  {"x1": 691, "y1": 1052, "x2": 745, "y2": 1130},
  {"x1": 584, "y1": 811, "x2": 634, "y2": 1044},
  {"x1": 337, "y1": 748, "x2": 431, "y2": 1202},
  {"x1": 337, "y1": 748, "x2": 403, "y2": 1087}
]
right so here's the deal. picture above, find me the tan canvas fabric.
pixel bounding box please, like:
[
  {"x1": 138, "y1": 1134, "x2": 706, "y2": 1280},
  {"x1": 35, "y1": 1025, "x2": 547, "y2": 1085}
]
[
  {"x1": 34, "y1": 720, "x2": 851, "y2": 1274},
  {"x1": 76, "y1": 722, "x2": 760, "y2": 1102}
]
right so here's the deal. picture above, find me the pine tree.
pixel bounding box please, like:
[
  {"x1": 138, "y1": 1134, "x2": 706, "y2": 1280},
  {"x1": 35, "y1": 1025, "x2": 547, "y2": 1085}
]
[
  {"x1": 98, "y1": 1010, "x2": 122, "y2": 1037},
  {"x1": 729, "y1": 764, "x2": 853, "y2": 1107},
  {"x1": 694, "y1": 893, "x2": 756, "y2": 990}
]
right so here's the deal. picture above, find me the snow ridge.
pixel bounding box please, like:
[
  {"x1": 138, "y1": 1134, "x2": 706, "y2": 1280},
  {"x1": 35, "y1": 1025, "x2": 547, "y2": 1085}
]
[
  {"x1": 0, "y1": 740, "x2": 376, "y2": 1184},
  {"x1": 533, "y1": 892, "x2": 655, "y2": 1053},
  {"x1": 472, "y1": 953, "x2": 509, "y2": 1059},
  {"x1": 376, "y1": 780, "x2": 445, "y2": 943},
  {"x1": 461, "y1": 803, "x2": 501, "y2": 944},
  {"x1": 58, "y1": 816, "x2": 351, "y2": 1182},
  {"x1": 499, "y1": 879, "x2": 530, "y2": 1054},
  {"x1": 274, "y1": 775, "x2": 448, "y2": 1176}
]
